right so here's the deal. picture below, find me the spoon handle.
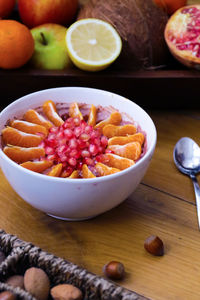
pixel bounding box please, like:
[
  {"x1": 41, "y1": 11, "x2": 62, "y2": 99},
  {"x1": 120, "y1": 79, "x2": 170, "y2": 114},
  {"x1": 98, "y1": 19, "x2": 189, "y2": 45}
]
[{"x1": 190, "y1": 173, "x2": 200, "y2": 230}]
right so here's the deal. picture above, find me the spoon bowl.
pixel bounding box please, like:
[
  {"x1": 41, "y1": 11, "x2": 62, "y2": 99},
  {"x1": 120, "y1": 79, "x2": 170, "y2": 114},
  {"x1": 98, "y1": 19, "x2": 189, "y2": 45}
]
[{"x1": 173, "y1": 137, "x2": 200, "y2": 229}]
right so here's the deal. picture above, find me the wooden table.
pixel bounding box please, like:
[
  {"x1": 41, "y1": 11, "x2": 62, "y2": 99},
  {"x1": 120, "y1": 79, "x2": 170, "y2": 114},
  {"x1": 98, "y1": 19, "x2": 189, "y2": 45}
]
[{"x1": 0, "y1": 108, "x2": 200, "y2": 300}]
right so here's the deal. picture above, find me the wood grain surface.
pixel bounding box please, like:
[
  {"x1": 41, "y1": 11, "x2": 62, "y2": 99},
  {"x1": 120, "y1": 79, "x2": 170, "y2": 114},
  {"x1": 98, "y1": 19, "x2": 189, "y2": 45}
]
[{"x1": 0, "y1": 109, "x2": 200, "y2": 300}]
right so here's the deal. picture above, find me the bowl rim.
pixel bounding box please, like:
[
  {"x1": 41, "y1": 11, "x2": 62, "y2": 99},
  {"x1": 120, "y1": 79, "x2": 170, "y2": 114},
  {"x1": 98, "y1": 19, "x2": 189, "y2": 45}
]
[{"x1": 0, "y1": 87, "x2": 157, "y2": 183}]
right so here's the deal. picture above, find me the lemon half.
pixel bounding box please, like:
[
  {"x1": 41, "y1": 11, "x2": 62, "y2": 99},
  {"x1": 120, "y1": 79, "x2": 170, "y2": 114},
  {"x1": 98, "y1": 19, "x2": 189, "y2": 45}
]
[{"x1": 66, "y1": 18, "x2": 122, "y2": 72}]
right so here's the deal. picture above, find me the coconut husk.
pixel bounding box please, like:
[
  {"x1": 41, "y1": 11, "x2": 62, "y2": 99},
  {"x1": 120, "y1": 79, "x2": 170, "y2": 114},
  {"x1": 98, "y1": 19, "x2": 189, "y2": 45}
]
[{"x1": 78, "y1": 0, "x2": 169, "y2": 70}]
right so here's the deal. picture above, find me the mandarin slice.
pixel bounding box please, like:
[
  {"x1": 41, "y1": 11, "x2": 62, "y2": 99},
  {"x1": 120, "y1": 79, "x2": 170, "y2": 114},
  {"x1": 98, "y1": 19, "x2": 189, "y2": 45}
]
[
  {"x1": 105, "y1": 153, "x2": 135, "y2": 170},
  {"x1": 3, "y1": 146, "x2": 45, "y2": 163},
  {"x1": 82, "y1": 164, "x2": 96, "y2": 178},
  {"x1": 11, "y1": 120, "x2": 47, "y2": 137},
  {"x1": 20, "y1": 160, "x2": 53, "y2": 173},
  {"x1": 95, "y1": 112, "x2": 121, "y2": 132},
  {"x1": 103, "y1": 124, "x2": 137, "y2": 138},
  {"x1": 95, "y1": 162, "x2": 120, "y2": 176},
  {"x1": 108, "y1": 141, "x2": 142, "y2": 161},
  {"x1": 2, "y1": 127, "x2": 43, "y2": 147},
  {"x1": 68, "y1": 170, "x2": 79, "y2": 178},
  {"x1": 47, "y1": 163, "x2": 63, "y2": 177},
  {"x1": 24, "y1": 109, "x2": 53, "y2": 130},
  {"x1": 87, "y1": 104, "x2": 97, "y2": 126},
  {"x1": 69, "y1": 102, "x2": 83, "y2": 120},
  {"x1": 43, "y1": 100, "x2": 64, "y2": 127},
  {"x1": 108, "y1": 133, "x2": 145, "y2": 146}
]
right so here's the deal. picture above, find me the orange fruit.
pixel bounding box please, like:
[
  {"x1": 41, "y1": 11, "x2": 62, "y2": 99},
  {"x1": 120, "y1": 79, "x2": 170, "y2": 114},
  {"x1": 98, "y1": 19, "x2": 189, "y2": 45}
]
[
  {"x1": 69, "y1": 102, "x2": 83, "y2": 120},
  {"x1": 0, "y1": 20, "x2": 34, "y2": 69},
  {"x1": 82, "y1": 164, "x2": 96, "y2": 178},
  {"x1": 24, "y1": 109, "x2": 53, "y2": 130},
  {"x1": 108, "y1": 133, "x2": 145, "y2": 146},
  {"x1": 108, "y1": 141, "x2": 142, "y2": 161},
  {"x1": 3, "y1": 146, "x2": 45, "y2": 163},
  {"x1": 20, "y1": 160, "x2": 53, "y2": 173},
  {"x1": 103, "y1": 124, "x2": 137, "y2": 138},
  {"x1": 47, "y1": 163, "x2": 63, "y2": 177},
  {"x1": 87, "y1": 104, "x2": 97, "y2": 126},
  {"x1": 95, "y1": 162, "x2": 120, "y2": 176},
  {"x1": 43, "y1": 100, "x2": 64, "y2": 127},
  {"x1": 11, "y1": 120, "x2": 48, "y2": 137},
  {"x1": 154, "y1": 0, "x2": 186, "y2": 15},
  {"x1": 2, "y1": 127, "x2": 43, "y2": 147},
  {"x1": 105, "y1": 153, "x2": 135, "y2": 170},
  {"x1": 0, "y1": 0, "x2": 15, "y2": 18},
  {"x1": 68, "y1": 170, "x2": 79, "y2": 178},
  {"x1": 95, "y1": 112, "x2": 121, "y2": 132}
]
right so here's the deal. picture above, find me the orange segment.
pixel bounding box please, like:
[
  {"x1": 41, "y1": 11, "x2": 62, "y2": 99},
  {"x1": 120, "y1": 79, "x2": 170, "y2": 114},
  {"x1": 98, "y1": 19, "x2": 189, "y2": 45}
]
[
  {"x1": 43, "y1": 100, "x2": 64, "y2": 127},
  {"x1": 95, "y1": 162, "x2": 120, "y2": 176},
  {"x1": 3, "y1": 146, "x2": 45, "y2": 163},
  {"x1": 103, "y1": 124, "x2": 137, "y2": 138},
  {"x1": 20, "y1": 160, "x2": 53, "y2": 173},
  {"x1": 87, "y1": 104, "x2": 97, "y2": 126},
  {"x1": 105, "y1": 153, "x2": 135, "y2": 170},
  {"x1": 24, "y1": 109, "x2": 53, "y2": 130},
  {"x1": 108, "y1": 133, "x2": 145, "y2": 146},
  {"x1": 47, "y1": 163, "x2": 63, "y2": 177},
  {"x1": 2, "y1": 126, "x2": 43, "y2": 147},
  {"x1": 10, "y1": 120, "x2": 47, "y2": 137},
  {"x1": 69, "y1": 102, "x2": 83, "y2": 120},
  {"x1": 69, "y1": 170, "x2": 79, "y2": 178},
  {"x1": 82, "y1": 164, "x2": 96, "y2": 178},
  {"x1": 108, "y1": 142, "x2": 142, "y2": 161},
  {"x1": 95, "y1": 112, "x2": 122, "y2": 132}
]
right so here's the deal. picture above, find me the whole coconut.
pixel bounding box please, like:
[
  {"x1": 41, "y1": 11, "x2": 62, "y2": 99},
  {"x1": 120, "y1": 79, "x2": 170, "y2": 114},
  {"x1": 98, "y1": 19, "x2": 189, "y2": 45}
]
[{"x1": 78, "y1": 0, "x2": 169, "y2": 70}]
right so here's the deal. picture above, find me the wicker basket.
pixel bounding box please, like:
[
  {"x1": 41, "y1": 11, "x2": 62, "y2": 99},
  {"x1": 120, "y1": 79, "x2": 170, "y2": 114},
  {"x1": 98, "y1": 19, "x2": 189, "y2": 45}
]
[{"x1": 0, "y1": 230, "x2": 148, "y2": 300}]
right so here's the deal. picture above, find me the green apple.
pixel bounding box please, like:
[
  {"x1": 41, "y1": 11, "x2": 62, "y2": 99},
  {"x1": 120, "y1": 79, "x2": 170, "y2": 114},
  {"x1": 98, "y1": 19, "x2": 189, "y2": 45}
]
[{"x1": 30, "y1": 23, "x2": 72, "y2": 70}]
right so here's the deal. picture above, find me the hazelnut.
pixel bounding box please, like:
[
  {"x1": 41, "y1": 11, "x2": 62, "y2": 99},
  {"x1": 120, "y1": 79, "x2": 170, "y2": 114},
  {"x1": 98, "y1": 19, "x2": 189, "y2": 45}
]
[
  {"x1": 0, "y1": 250, "x2": 6, "y2": 264},
  {"x1": 24, "y1": 267, "x2": 50, "y2": 300},
  {"x1": 103, "y1": 261, "x2": 125, "y2": 280},
  {"x1": 0, "y1": 291, "x2": 16, "y2": 300},
  {"x1": 144, "y1": 235, "x2": 164, "y2": 256},
  {"x1": 5, "y1": 275, "x2": 24, "y2": 289},
  {"x1": 51, "y1": 284, "x2": 83, "y2": 300}
]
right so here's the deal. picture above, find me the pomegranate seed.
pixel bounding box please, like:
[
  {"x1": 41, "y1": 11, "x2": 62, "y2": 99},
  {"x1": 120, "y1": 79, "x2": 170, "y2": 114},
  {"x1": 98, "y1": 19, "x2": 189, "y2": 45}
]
[
  {"x1": 90, "y1": 130, "x2": 100, "y2": 139},
  {"x1": 74, "y1": 117, "x2": 81, "y2": 126},
  {"x1": 47, "y1": 154, "x2": 56, "y2": 160},
  {"x1": 57, "y1": 145, "x2": 67, "y2": 154},
  {"x1": 89, "y1": 144, "x2": 98, "y2": 155},
  {"x1": 68, "y1": 157, "x2": 77, "y2": 166},
  {"x1": 69, "y1": 138, "x2": 78, "y2": 148},
  {"x1": 77, "y1": 161, "x2": 83, "y2": 170},
  {"x1": 85, "y1": 157, "x2": 94, "y2": 166},
  {"x1": 49, "y1": 127, "x2": 58, "y2": 134},
  {"x1": 101, "y1": 136, "x2": 108, "y2": 147},
  {"x1": 80, "y1": 133, "x2": 90, "y2": 141},
  {"x1": 77, "y1": 139, "x2": 87, "y2": 149},
  {"x1": 57, "y1": 131, "x2": 64, "y2": 139},
  {"x1": 74, "y1": 127, "x2": 82, "y2": 137},
  {"x1": 45, "y1": 146, "x2": 54, "y2": 155},
  {"x1": 85, "y1": 125, "x2": 93, "y2": 133},
  {"x1": 70, "y1": 149, "x2": 80, "y2": 159},
  {"x1": 60, "y1": 154, "x2": 68, "y2": 162},
  {"x1": 81, "y1": 150, "x2": 90, "y2": 157},
  {"x1": 64, "y1": 128, "x2": 73, "y2": 138}
]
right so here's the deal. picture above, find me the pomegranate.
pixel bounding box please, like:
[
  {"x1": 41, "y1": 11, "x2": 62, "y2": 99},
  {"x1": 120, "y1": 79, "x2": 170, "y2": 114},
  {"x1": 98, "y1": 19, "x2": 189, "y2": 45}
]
[
  {"x1": 165, "y1": 5, "x2": 200, "y2": 69},
  {"x1": 40, "y1": 117, "x2": 108, "y2": 176},
  {"x1": 78, "y1": 0, "x2": 168, "y2": 70}
]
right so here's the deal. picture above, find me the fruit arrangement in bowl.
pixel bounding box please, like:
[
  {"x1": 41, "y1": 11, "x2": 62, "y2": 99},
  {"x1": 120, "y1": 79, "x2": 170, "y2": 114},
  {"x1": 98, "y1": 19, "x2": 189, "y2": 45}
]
[{"x1": 0, "y1": 87, "x2": 156, "y2": 220}]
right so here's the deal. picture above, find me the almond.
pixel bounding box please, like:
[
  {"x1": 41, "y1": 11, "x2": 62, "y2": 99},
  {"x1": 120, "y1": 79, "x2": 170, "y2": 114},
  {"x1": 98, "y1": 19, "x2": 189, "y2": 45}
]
[{"x1": 51, "y1": 284, "x2": 83, "y2": 300}]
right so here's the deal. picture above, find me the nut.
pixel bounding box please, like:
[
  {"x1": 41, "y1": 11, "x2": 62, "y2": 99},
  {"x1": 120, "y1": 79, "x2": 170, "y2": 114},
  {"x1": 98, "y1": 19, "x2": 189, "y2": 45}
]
[
  {"x1": 0, "y1": 291, "x2": 16, "y2": 300},
  {"x1": 51, "y1": 284, "x2": 83, "y2": 300},
  {"x1": 24, "y1": 267, "x2": 50, "y2": 300},
  {"x1": 5, "y1": 275, "x2": 24, "y2": 289},
  {"x1": 144, "y1": 235, "x2": 164, "y2": 256},
  {"x1": 103, "y1": 261, "x2": 125, "y2": 280},
  {"x1": 0, "y1": 249, "x2": 6, "y2": 264}
]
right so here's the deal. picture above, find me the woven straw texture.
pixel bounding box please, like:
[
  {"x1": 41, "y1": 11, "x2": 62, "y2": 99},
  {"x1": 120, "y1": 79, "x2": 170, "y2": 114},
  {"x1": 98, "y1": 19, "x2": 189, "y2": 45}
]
[{"x1": 0, "y1": 230, "x2": 149, "y2": 300}]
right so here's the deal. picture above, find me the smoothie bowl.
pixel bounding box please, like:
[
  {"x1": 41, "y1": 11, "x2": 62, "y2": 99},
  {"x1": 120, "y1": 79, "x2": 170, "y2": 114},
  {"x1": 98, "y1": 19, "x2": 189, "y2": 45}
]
[{"x1": 0, "y1": 87, "x2": 156, "y2": 220}]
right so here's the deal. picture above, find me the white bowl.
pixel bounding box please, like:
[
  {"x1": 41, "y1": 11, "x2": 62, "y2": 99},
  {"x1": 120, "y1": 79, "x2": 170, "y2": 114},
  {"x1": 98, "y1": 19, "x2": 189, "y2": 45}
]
[{"x1": 0, "y1": 87, "x2": 156, "y2": 221}]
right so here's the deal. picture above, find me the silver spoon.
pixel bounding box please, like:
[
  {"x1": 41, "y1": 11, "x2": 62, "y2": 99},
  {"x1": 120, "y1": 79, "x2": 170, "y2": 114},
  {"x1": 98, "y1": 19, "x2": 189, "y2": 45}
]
[{"x1": 173, "y1": 137, "x2": 200, "y2": 229}]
